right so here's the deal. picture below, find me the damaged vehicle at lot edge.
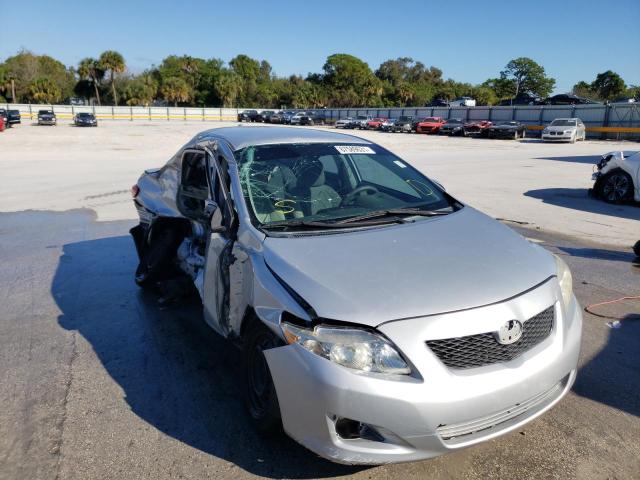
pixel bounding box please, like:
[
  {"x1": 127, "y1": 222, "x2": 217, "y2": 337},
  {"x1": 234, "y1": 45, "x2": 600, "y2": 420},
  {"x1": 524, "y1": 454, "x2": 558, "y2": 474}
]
[
  {"x1": 130, "y1": 126, "x2": 582, "y2": 465},
  {"x1": 591, "y1": 150, "x2": 639, "y2": 203}
]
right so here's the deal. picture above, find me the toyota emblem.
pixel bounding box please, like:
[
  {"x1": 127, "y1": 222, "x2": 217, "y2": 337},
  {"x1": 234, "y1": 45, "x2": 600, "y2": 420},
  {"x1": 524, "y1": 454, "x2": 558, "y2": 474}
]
[{"x1": 495, "y1": 320, "x2": 523, "y2": 345}]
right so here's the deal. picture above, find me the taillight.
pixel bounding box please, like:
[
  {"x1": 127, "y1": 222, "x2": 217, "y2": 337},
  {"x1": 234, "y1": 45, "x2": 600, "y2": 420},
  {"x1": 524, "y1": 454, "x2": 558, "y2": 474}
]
[{"x1": 131, "y1": 184, "x2": 140, "y2": 198}]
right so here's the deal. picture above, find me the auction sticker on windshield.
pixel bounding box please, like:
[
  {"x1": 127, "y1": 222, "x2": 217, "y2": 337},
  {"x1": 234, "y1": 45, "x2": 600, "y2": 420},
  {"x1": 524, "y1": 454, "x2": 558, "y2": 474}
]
[{"x1": 335, "y1": 145, "x2": 376, "y2": 154}]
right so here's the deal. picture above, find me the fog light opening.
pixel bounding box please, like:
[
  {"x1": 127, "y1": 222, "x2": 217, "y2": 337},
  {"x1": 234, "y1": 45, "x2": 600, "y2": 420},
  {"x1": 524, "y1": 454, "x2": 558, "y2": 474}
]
[{"x1": 334, "y1": 417, "x2": 385, "y2": 442}]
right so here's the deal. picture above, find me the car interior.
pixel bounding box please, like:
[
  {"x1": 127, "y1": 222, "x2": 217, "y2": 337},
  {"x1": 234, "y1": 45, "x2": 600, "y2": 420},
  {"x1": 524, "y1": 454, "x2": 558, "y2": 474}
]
[{"x1": 238, "y1": 144, "x2": 442, "y2": 225}]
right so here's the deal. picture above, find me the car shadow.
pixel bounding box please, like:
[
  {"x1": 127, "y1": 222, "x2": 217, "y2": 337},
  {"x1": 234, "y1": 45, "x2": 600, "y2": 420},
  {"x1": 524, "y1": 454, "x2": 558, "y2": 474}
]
[
  {"x1": 573, "y1": 313, "x2": 640, "y2": 417},
  {"x1": 52, "y1": 235, "x2": 363, "y2": 478},
  {"x1": 557, "y1": 246, "x2": 639, "y2": 264},
  {"x1": 533, "y1": 155, "x2": 601, "y2": 164},
  {"x1": 524, "y1": 188, "x2": 640, "y2": 220}
]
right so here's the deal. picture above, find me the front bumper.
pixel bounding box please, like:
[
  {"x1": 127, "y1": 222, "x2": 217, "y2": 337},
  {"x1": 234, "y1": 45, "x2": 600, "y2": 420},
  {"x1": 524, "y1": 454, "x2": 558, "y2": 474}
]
[
  {"x1": 38, "y1": 119, "x2": 56, "y2": 125},
  {"x1": 265, "y1": 279, "x2": 582, "y2": 464},
  {"x1": 542, "y1": 133, "x2": 573, "y2": 141}
]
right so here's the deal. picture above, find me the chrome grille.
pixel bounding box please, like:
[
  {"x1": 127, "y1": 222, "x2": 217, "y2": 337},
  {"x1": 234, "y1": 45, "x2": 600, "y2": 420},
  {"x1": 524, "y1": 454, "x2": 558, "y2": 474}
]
[{"x1": 426, "y1": 306, "x2": 554, "y2": 369}]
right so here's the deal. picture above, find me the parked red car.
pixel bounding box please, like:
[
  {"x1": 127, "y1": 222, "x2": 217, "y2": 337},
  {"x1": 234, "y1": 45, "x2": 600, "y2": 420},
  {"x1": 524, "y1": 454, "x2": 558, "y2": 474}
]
[
  {"x1": 0, "y1": 116, "x2": 5, "y2": 132},
  {"x1": 366, "y1": 117, "x2": 387, "y2": 129},
  {"x1": 464, "y1": 120, "x2": 493, "y2": 137},
  {"x1": 416, "y1": 117, "x2": 446, "y2": 134}
]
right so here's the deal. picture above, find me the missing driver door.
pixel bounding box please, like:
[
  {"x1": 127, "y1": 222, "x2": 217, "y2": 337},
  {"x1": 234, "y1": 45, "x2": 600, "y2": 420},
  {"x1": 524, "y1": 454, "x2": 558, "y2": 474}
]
[{"x1": 202, "y1": 152, "x2": 236, "y2": 336}]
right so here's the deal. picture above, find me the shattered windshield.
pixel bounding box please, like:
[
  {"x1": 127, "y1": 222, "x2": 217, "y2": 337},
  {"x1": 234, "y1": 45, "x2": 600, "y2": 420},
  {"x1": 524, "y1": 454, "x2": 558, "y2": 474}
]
[{"x1": 235, "y1": 143, "x2": 454, "y2": 227}]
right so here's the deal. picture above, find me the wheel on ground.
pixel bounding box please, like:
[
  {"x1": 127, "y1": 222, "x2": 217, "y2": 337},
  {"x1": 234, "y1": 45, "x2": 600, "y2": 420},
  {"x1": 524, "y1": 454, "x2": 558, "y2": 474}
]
[
  {"x1": 599, "y1": 171, "x2": 633, "y2": 203},
  {"x1": 570, "y1": 133, "x2": 576, "y2": 143},
  {"x1": 521, "y1": 129, "x2": 526, "y2": 139},
  {"x1": 245, "y1": 321, "x2": 283, "y2": 433},
  {"x1": 134, "y1": 263, "x2": 154, "y2": 288}
]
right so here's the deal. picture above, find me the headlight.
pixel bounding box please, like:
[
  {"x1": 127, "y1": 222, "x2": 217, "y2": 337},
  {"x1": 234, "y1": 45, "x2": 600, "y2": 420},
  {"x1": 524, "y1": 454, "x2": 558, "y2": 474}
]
[
  {"x1": 564, "y1": 130, "x2": 572, "y2": 134},
  {"x1": 543, "y1": 128, "x2": 549, "y2": 134},
  {"x1": 554, "y1": 255, "x2": 573, "y2": 307},
  {"x1": 281, "y1": 322, "x2": 411, "y2": 375}
]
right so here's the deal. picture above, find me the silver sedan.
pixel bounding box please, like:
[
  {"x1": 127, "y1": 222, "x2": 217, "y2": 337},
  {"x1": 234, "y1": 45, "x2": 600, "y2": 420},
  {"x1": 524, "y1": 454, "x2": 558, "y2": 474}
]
[{"x1": 131, "y1": 126, "x2": 582, "y2": 464}]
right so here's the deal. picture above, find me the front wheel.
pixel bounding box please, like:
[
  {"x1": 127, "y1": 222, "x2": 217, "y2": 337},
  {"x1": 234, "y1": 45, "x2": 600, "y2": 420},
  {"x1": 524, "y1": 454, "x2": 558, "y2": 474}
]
[
  {"x1": 245, "y1": 321, "x2": 283, "y2": 433},
  {"x1": 599, "y1": 171, "x2": 633, "y2": 203}
]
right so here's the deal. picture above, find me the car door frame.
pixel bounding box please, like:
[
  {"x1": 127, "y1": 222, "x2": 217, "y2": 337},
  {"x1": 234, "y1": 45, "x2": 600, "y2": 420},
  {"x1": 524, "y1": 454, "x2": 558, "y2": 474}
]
[{"x1": 200, "y1": 144, "x2": 239, "y2": 336}]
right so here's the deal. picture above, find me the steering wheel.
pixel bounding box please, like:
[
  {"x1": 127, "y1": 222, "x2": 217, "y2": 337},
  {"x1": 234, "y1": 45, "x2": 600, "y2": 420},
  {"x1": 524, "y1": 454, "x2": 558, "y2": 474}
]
[{"x1": 342, "y1": 185, "x2": 379, "y2": 205}]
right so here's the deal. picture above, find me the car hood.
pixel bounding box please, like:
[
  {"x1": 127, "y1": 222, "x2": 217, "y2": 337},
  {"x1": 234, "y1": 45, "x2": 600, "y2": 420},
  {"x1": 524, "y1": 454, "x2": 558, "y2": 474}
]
[
  {"x1": 491, "y1": 124, "x2": 518, "y2": 130},
  {"x1": 442, "y1": 123, "x2": 463, "y2": 128},
  {"x1": 262, "y1": 207, "x2": 555, "y2": 326}
]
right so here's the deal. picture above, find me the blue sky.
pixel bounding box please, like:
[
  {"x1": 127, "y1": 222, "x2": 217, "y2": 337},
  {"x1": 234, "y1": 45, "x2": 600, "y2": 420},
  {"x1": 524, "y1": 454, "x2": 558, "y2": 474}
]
[{"x1": 2, "y1": 0, "x2": 638, "y2": 93}]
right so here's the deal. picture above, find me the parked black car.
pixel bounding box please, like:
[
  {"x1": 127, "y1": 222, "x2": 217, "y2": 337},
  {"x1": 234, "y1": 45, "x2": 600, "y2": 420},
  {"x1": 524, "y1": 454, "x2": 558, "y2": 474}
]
[
  {"x1": 438, "y1": 118, "x2": 465, "y2": 136},
  {"x1": 390, "y1": 115, "x2": 414, "y2": 132},
  {"x1": 7, "y1": 109, "x2": 21, "y2": 124},
  {"x1": 542, "y1": 94, "x2": 599, "y2": 105},
  {"x1": 427, "y1": 98, "x2": 450, "y2": 107},
  {"x1": 307, "y1": 110, "x2": 327, "y2": 125},
  {"x1": 37, "y1": 109, "x2": 57, "y2": 125},
  {"x1": 498, "y1": 94, "x2": 542, "y2": 106},
  {"x1": 268, "y1": 111, "x2": 285, "y2": 124},
  {"x1": 74, "y1": 112, "x2": 98, "y2": 127},
  {"x1": 487, "y1": 121, "x2": 527, "y2": 139},
  {"x1": 257, "y1": 110, "x2": 275, "y2": 122},
  {"x1": 237, "y1": 110, "x2": 260, "y2": 122}
]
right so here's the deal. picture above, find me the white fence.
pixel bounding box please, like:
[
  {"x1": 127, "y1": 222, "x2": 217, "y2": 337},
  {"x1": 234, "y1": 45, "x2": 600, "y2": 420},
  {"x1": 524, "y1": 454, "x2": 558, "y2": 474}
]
[{"x1": 3, "y1": 103, "x2": 639, "y2": 138}]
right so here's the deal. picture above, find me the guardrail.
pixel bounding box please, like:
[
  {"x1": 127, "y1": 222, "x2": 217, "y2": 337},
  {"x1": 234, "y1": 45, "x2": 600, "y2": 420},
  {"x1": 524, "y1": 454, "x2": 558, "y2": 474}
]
[{"x1": 3, "y1": 103, "x2": 639, "y2": 139}]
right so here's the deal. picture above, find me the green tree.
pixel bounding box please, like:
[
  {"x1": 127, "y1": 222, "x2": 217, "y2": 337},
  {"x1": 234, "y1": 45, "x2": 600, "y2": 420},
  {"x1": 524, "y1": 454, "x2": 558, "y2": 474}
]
[
  {"x1": 322, "y1": 54, "x2": 382, "y2": 107},
  {"x1": 99, "y1": 50, "x2": 126, "y2": 105},
  {"x1": 375, "y1": 57, "x2": 442, "y2": 106},
  {"x1": 27, "y1": 77, "x2": 62, "y2": 103},
  {"x1": 591, "y1": 70, "x2": 626, "y2": 100},
  {"x1": 3, "y1": 50, "x2": 74, "y2": 102},
  {"x1": 160, "y1": 77, "x2": 191, "y2": 106},
  {"x1": 120, "y1": 73, "x2": 158, "y2": 106},
  {"x1": 214, "y1": 70, "x2": 241, "y2": 107},
  {"x1": 571, "y1": 80, "x2": 599, "y2": 101},
  {"x1": 498, "y1": 57, "x2": 555, "y2": 99},
  {"x1": 77, "y1": 57, "x2": 104, "y2": 105}
]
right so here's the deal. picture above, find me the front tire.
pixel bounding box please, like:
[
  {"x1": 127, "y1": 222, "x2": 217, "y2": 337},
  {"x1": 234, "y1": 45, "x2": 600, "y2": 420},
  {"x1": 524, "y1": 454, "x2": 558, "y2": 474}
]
[
  {"x1": 245, "y1": 321, "x2": 282, "y2": 434},
  {"x1": 599, "y1": 171, "x2": 633, "y2": 203}
]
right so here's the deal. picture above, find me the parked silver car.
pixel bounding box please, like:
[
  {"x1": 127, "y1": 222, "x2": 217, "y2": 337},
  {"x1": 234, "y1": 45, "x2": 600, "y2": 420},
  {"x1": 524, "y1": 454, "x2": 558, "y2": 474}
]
[
  {"x1": 591, "y1": 150, "x2": 640, "y2": 203},
  {"x1": 131, "y1": 126, "x2": 582, "y2": 465},
  {"x1": 335, "y1": 117, "x2": 354, "y2": 128},
  {"x1": 541, "y1": 118, "x2": 586, "y2": 143}
]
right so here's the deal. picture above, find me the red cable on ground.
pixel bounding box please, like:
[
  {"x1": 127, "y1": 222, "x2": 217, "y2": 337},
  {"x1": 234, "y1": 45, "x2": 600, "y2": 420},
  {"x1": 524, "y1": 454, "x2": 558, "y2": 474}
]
[{"x1": 584, "y1": 295, "x2": 640, "y2": 319}]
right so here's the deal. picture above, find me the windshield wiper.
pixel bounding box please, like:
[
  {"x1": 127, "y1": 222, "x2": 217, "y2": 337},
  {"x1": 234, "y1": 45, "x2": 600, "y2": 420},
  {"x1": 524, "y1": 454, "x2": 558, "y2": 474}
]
[
  {"x1": 261, "y1": 217, "x2": 406, "y2": 231},
  {"x1": 335, "y1": 207, "x2": 451, "y2": 224}
]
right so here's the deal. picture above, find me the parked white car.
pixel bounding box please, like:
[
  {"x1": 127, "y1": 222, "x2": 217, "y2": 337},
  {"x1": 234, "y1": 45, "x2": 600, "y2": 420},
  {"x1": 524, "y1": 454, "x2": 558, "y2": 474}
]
[
  {"x1": 335, "y1": 117, "x2": 354, "y2": 128},
  {"x1": 541, "y1": 118, "x2": 586, "y2": 143},
  {"x1": 591, "y1": 151, "x2": 640, "y2": 203},
  {"x1": 449, "y1": 97, "x2": 476, "y2": 107}
]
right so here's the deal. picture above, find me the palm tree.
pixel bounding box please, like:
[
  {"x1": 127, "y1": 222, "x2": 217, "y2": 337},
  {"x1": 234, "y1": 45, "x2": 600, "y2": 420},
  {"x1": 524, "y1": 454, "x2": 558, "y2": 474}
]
[
  {"x1": 78, "y1": 58, "x2": 104, "y2": 106},
  {"x1": 160, "y1": 77, "x2": 191, "y2": 107},
  {"x1": 28, "y1": 77, "x2": 62, "y2": 103},
  {"x1": 99, "y1": 51, "x2": 126, "y2": 105}
]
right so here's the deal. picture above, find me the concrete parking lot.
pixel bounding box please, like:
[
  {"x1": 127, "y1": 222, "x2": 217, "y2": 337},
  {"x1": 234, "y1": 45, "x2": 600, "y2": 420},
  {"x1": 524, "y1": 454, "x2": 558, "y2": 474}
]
[{"x1": 0, "y1": 121, "x2": 639, "y2": 479}]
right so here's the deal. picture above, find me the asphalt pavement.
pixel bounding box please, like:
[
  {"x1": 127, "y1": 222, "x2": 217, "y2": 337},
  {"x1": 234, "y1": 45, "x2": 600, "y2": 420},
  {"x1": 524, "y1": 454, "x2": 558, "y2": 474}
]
[{"x1": 0, "y1": 209, "x2": 638, "y2": 480}]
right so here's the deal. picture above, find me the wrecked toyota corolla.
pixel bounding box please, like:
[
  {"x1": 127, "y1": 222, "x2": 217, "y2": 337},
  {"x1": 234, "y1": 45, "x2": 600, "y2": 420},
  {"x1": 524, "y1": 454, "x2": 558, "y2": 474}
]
[{"x1": 130, "y1": 126, "x2": 582, "y2": 465}]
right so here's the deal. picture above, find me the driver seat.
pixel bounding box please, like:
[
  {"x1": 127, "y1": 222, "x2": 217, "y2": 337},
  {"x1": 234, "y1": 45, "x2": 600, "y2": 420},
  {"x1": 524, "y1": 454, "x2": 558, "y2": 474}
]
[{"x1": 291, "y1": 159, "x2": 341, "y2": 216}]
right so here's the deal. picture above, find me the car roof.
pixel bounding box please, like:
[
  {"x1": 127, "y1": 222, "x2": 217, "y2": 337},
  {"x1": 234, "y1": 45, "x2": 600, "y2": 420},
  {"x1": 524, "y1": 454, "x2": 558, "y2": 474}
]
[{"x1": 198, "y1": 126, "x2": 372, "y2": 150}]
